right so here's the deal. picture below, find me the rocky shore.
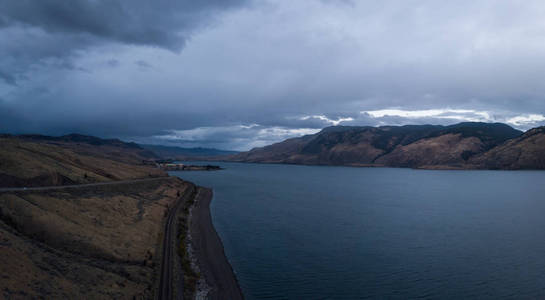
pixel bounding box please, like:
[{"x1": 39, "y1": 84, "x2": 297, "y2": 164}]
[{"x1": 189, "y1": 188, "x2": 244, "y2": 300}]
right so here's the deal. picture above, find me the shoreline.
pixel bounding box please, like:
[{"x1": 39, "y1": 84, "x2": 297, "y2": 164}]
[
  {"x1": 189, "y1": 187, "x2": 244, "y2": 299},
  {"x1": 202, "y1": 159, "x2": 545, "y2": 171}
]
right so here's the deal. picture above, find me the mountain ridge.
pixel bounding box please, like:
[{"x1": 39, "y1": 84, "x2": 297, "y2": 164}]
[
  {"x1": 139, "y1": 143, "x2": 238, "y2": 160},
  {"x1": 226, "y1": 122, "x2": 545, "y2": 169}
]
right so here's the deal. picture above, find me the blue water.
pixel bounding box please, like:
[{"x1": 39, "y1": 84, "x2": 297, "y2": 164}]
[{"x1": 171, "y1": 162, "x2": 545, "y2": 299}]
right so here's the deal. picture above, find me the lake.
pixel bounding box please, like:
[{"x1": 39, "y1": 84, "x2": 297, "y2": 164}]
[{"x1": 171, "y1": 162, "x2": 545, "y2": 299}]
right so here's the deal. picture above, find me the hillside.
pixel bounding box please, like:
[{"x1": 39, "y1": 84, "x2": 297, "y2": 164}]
[
  {"x1": 0, "y1": 177, "x2": 188, "y2": 299},
  {"x1": 140, "y1": 144, "x2": 238, "y2": 160},
  {"x1": 0, "y1": 133, "x2": 195, "y2": 298},
  {"x1": 228, "y1": 122, "x2": 528, "y2": 169},
  {"x1": 470, "y1": 126, "x2": 545, "y2": 169},
  {"x1": 0, "y1": 134, "x2": 165, "y2": 188}
]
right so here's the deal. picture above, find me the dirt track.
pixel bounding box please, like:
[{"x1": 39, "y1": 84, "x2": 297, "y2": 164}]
[{"x1": 158, "y1": 183, "x2": 196, "y2": 300}]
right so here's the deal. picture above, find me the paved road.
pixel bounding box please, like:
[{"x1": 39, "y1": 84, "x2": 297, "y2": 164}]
[
  {"x1": 158, "y1": 183, "x2": 196, "y2": 300},
  {"x1": 0, "y1": 176, "x2": 172, "y2": 193}
]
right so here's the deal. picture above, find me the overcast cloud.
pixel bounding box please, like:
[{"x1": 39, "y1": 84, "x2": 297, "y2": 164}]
[{"x1": 2, "y1": 0, "x2": 545, "y2": 150}]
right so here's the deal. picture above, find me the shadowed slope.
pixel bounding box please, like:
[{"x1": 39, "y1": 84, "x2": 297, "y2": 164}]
[{"x1": 470, "y1": 126, "x2": 545, "y2": 169}]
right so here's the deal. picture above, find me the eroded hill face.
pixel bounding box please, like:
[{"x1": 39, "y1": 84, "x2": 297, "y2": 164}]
[
  {"x1": 0, "y1": 135, "x2": 165, "y2": 187},
  {"x1": 228, "y1": 122, "x2": 527, "y2": 169}
]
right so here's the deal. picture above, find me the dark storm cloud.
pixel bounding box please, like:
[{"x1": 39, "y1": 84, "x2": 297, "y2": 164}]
[
  {"x1": 2, "y1": 0, "x2": 545, "y2": 150},
  {"x1": 0, "y1": 0, "x2": 248, "y2": 84},
  {"x1": 0, "y1": 0, "x2": 247, "y2": 49},
  {"x1": 0, "y1": 71, "x2": 16, "y2": 86}
]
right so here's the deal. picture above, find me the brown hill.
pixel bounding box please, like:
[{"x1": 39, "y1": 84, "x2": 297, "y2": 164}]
[
  {"x1": 470, "y1": 126, "x2": 545, "y2": 169},
  {"x1": 228, "y1": 122, "x2": 529, "y2": 169},
  {"x1": 0, "y1": 134, "x2": 165, "y2": 187}
]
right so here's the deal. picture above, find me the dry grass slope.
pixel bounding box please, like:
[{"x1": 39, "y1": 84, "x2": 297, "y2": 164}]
[
  {"x1": 0, "y1": 133, "x2": 193, "y2": 299},
  {"x1": 0, "y1": 178, "x2": 189, "y2": 299},
  {"x1": 0, "y1": 136, "x2": 165, "y2": 187}
]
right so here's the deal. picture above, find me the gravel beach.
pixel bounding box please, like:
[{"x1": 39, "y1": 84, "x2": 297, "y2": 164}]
[{"x1": 190, "y1": 187, "x2": 244, "y2": 300}]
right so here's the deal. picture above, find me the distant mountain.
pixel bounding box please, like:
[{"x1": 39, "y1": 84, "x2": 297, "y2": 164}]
[
  {"x1": 227, "y1": 122, "x2": 535, "y2": 169},
  {"x1": 140, "y1": 144, "x2": 238, "y2": 159},
  {"x1": 19, "y1": 133, "x2": 141, "y2": 148}
]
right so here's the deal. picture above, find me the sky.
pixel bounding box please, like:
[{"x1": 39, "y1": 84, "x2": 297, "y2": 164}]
[{"x1": 2, "y1": 0, "x2": 545, "y2": 151}]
